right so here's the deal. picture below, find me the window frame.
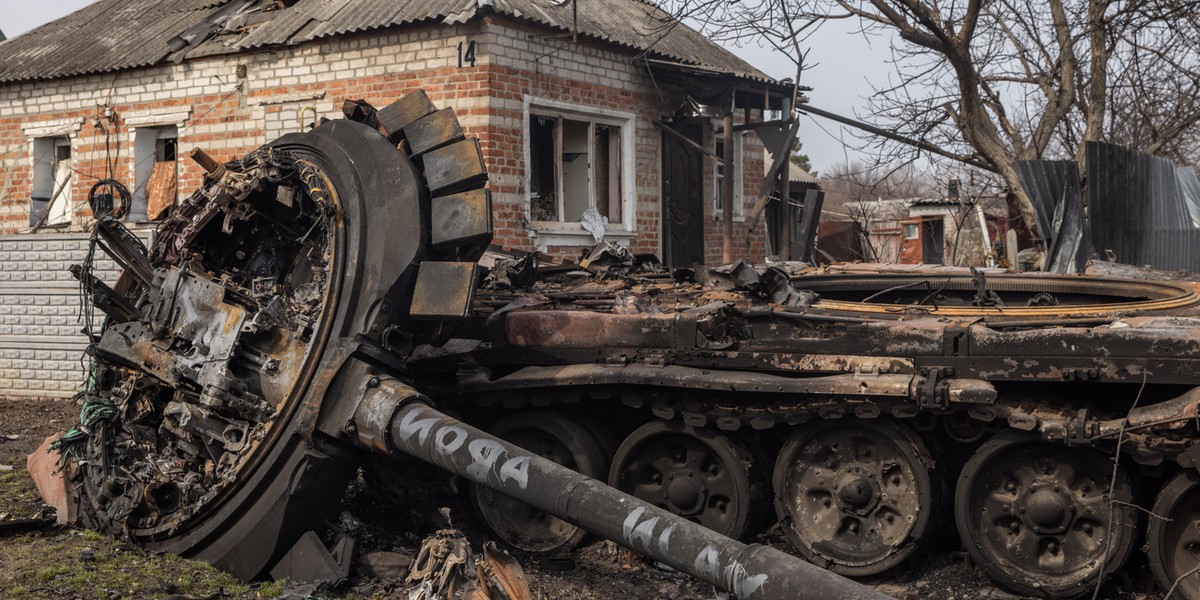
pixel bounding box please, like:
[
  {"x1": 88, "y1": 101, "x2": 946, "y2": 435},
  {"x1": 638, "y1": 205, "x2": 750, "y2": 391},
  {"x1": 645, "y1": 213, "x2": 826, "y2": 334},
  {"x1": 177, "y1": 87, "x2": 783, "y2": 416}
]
[
  {"x1": 124, "y1": 107, "x2": 191, "y2": 224},
  {"x1": 29, "y1": 136, "x2": 74, "y2": 227},
  {"x1": 131, "y1": 125, "x2": 180, "y2": 222},
  {"x1": 23, "y1": 118, "x2": 83, "y2": 229},
  {"x1": 523, "y1": 97, "x2": 636, "y2": 238},
  {"x1": 711, "y1": 123, "x2": 746, "y2": 222}
]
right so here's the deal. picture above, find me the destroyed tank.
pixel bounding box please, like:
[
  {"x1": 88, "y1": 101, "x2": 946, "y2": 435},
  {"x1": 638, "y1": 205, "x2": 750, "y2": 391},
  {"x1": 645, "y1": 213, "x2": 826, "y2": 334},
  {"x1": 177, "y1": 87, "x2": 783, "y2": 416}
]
[{"x1": 58, "y1": 91, "x2": 1200, "y2": 600}]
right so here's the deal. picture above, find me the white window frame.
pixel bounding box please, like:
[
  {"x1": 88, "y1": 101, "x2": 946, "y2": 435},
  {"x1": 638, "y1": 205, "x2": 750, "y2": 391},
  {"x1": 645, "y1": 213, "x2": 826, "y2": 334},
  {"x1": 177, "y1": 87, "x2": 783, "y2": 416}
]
[
  {"x1": 30, "y1": 138, "x2": 74, "y2": 227},
  {"x1": 24, "y1": 118, "x2": 83, "y2": 229},
  {"x1": 523, "y1": 96, "x2": 636, "y2": 248},
  {"x1": 125, "y1": 107, "x2": 191, "y2": 223},
  {"x1": 712, "y1": 123, "x2": 745, "y2": 222},
  {"x1": 131, "y1": 126, "x2": 179, "y2": 222}
]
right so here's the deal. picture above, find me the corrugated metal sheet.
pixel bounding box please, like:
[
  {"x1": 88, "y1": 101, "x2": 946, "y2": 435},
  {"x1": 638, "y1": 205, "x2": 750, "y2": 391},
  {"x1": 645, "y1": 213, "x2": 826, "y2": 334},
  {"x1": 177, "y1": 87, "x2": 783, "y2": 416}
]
[
  {"x1": 492, "y1": 0, "x2": 768, "y2": 82},
  {"x1": 1014, "y1": 160, "x2": 1090, "y2": 273},
  {"x1": 287, "y1": 0, "x2": 472, "y2": 44},
  {"x1": 0, "y1": 1, "x2": 218, "y2": 82},
  {"x1": 788, "y1": 161, "x2": 818, "y2": 184},
  {"x1": 0, "y1": 0, "x2": 773, "y2": 85},
  {"x1": 1087, "y1": 142, "x2": 1200, "y2": 273}
]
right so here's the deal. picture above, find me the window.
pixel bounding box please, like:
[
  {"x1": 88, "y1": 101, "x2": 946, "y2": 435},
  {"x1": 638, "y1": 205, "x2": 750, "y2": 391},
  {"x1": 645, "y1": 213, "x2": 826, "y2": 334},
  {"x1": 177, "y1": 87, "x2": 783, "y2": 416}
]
[
  {"x1": 528, "y1": 109, "x2": 626, "y2": 226},
  {"x1": 903, "y1": 223, "x2": 920, "y2": 239},
  {"x1": 30, "y1": 137, "x2": 72, "y2": 227},
  {"x1": 132, "y1": 126, "x2": 179, "y2": 221},
  {"x1": 712, "y1": 131, "x2": 744, "y2": 220}
]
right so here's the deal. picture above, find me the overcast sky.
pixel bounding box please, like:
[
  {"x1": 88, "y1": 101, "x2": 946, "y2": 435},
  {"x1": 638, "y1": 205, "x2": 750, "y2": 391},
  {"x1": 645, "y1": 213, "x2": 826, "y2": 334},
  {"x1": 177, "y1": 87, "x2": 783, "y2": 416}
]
[{"x1": 2, "y1": 1, "x2": 890, "y2": 173}]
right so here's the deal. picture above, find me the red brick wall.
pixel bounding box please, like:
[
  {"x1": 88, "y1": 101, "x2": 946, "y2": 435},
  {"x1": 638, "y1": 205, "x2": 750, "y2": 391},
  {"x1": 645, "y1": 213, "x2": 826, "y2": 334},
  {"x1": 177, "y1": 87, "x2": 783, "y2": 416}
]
[{"x1": 0, "y1": 16, "x2": 772, "y2": 264}]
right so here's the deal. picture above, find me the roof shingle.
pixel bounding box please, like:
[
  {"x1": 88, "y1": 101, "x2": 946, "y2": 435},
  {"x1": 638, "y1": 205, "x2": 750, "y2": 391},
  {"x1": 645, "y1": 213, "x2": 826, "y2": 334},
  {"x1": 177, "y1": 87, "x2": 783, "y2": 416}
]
[{"x1": 0, "y1": 0, "x2": 774, "y2": 85}]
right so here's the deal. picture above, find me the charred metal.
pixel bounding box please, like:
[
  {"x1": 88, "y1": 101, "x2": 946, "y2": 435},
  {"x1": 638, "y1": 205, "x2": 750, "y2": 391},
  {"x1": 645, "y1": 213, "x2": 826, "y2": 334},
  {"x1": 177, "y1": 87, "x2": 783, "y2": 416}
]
[{"x1": 36, "y1": 91, "x2": 1200, "y2": 600}]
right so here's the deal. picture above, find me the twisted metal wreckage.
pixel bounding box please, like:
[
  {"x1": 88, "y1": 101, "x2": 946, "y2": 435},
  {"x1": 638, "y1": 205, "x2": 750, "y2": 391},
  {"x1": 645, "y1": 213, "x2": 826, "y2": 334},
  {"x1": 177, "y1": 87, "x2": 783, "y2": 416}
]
[{"x1": 35, "y1": 91, "x2": 1200, "y2": 599}]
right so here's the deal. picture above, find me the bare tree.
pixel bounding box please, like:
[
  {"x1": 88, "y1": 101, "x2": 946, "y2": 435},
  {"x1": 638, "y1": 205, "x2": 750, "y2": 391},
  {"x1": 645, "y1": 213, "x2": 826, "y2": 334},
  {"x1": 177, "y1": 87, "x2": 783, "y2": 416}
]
[
  {"x1": 835, "y1": 0, "x2": 1200, "y2": 237},
  {"x1": 657, "y1": 0, "x2": 1200, "y2": 238}
]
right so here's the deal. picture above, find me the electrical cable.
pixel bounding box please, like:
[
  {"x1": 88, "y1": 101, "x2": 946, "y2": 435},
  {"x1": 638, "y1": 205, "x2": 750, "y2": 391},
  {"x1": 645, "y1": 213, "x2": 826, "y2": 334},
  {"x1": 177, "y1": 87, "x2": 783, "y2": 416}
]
[{"x1": 88, "y1": 178, "x2": 131, "y2": 220}]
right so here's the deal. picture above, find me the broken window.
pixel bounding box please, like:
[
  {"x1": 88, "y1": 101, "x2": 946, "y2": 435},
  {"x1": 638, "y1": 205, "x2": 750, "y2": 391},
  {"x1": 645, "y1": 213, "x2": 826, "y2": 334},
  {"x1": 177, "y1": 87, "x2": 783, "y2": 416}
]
[
  {"x1": 30, "y1": 137, "x2": 72, "y2": 227},
  {"x1": 713, "y1": 132, "x2": 744, "y2": 220},
  {"x1": 132, "y1": 126, "x2": 179, "y2": 222},
  {"x1": 528, "y1": 110, "x2": 625, "y2": 225}
]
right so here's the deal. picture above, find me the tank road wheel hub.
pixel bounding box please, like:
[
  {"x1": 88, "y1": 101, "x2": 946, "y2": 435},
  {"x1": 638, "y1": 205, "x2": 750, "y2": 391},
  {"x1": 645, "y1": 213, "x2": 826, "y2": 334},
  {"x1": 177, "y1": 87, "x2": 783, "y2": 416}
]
[
  {"x1": 772, "y1": 420, "x2": 935, "y2": 576},
  {"x1": 1020, "y1": 484, "x2": 1073, "y2": 535},
  {"x1": 1148, "y1": 470, "x2": 1200, "y2": 600},
  {"x1": 665, "y1": 470, "x2": 708, "y2": 514},
  {"x1": 835, "y1": 469, "x2": 880, "y2": 514},
  {"x1": 470, "y1": 412, "x2": 606, "y2": 553},
  {"x1": 609, "y1": 422, "x2": 763, "y2": 540},
  {"x1": 955, "y1": 431, "x2": 1139, "y2": 597}
]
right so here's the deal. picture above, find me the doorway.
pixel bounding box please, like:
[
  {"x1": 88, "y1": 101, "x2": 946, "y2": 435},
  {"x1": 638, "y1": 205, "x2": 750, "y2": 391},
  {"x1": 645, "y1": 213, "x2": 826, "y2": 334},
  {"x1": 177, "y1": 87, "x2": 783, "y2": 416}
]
[{"x1": 661, "y1": 121, "x2": 705, "y2": 267}]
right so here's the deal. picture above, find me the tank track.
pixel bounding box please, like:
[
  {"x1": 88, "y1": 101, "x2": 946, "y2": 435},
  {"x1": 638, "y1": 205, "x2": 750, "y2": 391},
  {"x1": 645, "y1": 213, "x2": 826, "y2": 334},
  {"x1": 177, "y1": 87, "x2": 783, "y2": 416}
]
[{"x1": 418, "y1": 270, "x2": 1200, "y2": 598}]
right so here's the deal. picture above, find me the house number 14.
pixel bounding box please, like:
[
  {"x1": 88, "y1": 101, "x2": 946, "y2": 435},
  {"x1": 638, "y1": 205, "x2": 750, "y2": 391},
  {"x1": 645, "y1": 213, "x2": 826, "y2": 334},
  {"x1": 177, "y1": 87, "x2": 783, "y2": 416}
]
[{"x1": 458, "y1": 41, "x2": 477, "y2": 68}]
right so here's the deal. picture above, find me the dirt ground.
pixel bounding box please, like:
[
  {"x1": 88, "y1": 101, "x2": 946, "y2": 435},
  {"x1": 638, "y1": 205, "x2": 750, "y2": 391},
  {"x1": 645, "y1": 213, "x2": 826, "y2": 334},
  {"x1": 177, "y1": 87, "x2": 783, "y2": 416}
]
[{"x1": 0, "y1": 396, "x2": 1163, "y2": 600}]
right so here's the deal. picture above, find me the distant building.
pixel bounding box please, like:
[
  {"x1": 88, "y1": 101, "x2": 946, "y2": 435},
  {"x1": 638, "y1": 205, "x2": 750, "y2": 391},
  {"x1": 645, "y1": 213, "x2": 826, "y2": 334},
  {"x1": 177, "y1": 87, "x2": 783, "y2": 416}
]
[{"x1": 838, "y1": 188, "x2": 1008, "y2": 267}]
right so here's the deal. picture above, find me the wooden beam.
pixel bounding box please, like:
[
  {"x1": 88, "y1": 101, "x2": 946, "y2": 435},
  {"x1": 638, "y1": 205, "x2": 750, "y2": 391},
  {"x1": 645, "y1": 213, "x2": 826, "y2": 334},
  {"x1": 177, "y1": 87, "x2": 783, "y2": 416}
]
[
  {"x1": 722, "y1": 112, "x2": 734, "y2": 263},
  {"x1": 746, "y1": 118, "x2": 802, "y2": 232},
  {"x1": 724, "y1": 119, "x2": 790, "y2": 133},
  {"x1": 800, "y1": 104, "x2": 997, "y2": 172},
  {"x1": 780, "y1": 153, "x2": 791, "y2": 260}
]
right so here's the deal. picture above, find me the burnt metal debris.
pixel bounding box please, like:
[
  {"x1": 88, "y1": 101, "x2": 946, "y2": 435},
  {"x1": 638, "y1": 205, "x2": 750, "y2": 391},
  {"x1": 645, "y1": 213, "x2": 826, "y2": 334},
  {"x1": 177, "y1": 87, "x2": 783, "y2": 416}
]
[{"x1": 37, "y1": 91, "x2": 1200, "y2": 600}]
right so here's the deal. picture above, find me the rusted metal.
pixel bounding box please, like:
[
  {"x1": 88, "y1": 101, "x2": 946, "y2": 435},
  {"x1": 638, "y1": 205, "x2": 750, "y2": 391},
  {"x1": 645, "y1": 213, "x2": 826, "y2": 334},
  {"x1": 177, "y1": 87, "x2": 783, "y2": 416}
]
[
  {"x1": 431, "y1": 188, "x2": 493, "y2": 250},
  {"x1": 411, "y1": 261, "x2": 480, "y2": 319},
  {"x1": 189, "y1": 147, "x2": 224, "y2": 177},
  {"x1": 352, "y1": 378, "x2": 425, "y2": 454},
  {"x1": 455, "y1": 364, "x2": 915, "y2": 398},
  {"x1": 404, "y1": 108, "x2": 465, "y2": 155},
  {"x1": 955, "y1": 432, "x2": 1139, "y2": 598},
  {"x1": 1147, "y1": 470, "x2": 1200, "y2": 600},
  {"x1": 773, "y1": 420, "x2": 934, "y2": 576},
  {"x1": 423, "y1": 138, "x2": 488, "y2": 195},
  {"x1": 376, "y1": 89, "x2": 437, "y2": 143}
]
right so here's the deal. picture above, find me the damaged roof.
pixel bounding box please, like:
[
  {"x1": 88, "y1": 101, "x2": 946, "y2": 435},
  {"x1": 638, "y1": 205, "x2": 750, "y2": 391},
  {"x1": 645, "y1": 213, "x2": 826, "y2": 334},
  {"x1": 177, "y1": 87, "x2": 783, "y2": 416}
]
[{"x1": 0, "y1": 0, "x2": 774, "y2": 85}]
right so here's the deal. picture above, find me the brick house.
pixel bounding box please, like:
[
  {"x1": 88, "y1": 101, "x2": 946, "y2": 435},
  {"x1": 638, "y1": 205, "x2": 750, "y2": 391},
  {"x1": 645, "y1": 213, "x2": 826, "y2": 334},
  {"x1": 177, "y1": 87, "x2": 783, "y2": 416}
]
[{"x1": 0, "y1": 0, "x2": 789, "y2": 397}]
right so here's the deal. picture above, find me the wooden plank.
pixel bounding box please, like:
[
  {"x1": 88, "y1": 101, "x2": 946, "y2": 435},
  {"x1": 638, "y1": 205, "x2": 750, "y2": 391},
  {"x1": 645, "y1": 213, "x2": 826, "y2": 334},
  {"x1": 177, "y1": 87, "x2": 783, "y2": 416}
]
[{"x1": 146, "y1": 160, "x2": 177, "y2": 221}]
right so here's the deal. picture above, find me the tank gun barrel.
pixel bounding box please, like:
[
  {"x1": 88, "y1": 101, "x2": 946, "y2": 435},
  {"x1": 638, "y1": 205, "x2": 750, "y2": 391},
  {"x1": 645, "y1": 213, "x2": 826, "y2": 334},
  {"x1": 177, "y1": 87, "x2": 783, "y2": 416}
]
[{"x1": 362, "y1": 377, "x2": 891, "y2": 600}]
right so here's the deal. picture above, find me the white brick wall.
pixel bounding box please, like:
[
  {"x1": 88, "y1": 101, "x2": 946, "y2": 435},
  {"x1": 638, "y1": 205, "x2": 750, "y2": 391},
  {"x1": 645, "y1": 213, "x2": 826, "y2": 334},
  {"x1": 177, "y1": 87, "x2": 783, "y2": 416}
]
[{"x1": 0, "y1": 230, "x2": 150, "y2": 397}]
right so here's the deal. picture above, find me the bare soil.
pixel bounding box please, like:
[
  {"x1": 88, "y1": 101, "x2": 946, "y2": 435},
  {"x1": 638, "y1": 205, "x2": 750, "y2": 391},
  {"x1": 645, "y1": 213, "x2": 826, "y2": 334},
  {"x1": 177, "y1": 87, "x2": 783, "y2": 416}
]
[
  {"x1": 0, "y1": 397, "x2": 1163, "y2": 600},
  {"x1": 0, "y1": 397, "x2": 281, "y2": 600}
]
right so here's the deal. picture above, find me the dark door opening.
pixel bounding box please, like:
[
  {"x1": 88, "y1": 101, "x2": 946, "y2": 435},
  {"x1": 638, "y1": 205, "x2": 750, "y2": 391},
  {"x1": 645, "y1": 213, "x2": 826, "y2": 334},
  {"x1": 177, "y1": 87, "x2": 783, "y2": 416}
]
[
  {"x1": 921, "y1": 218, "x2": 945, "y2": 264},
  {"x1": 661, "y1": 121, "x2": 705, "y2": 267}
]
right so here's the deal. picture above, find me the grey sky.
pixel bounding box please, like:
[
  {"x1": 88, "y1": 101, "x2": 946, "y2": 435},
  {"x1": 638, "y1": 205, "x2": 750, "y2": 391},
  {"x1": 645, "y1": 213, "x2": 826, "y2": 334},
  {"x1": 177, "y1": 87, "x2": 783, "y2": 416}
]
[
  {"x1": 2, "y1": 1, "x2": 93, "y2": 39},
  {"x1": 3, "y1": 1, "x2": 888, "y2": 172},
  {"x1": 727, "y1": 20, "x2": 896, "y2": 174}
]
